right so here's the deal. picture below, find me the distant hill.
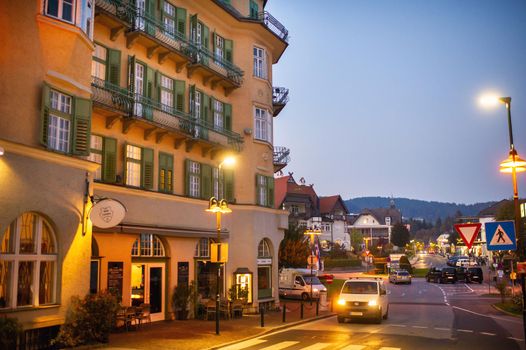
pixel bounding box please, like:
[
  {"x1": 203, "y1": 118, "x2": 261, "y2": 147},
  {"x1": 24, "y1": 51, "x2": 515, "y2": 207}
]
[{"x1": 344, "y1": 197, "x2": 495, "y2": 223}]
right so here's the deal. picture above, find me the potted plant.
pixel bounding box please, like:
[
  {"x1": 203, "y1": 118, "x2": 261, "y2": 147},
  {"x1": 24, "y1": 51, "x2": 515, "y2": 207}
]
[{"x1": 171, "y1": 284, "x2": 191, "y2": 320}]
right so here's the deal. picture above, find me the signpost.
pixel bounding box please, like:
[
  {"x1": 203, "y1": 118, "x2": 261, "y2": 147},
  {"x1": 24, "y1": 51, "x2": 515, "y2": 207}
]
[
  {"x1": 453, "y1": 223, "x2": 482, "y2": 249},
  {"x1": 485, "y1": 221, "x2": 517, "y2": 251}
]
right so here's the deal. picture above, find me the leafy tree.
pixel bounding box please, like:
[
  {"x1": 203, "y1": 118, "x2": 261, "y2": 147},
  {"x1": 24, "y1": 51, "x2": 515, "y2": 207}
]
[
  {"x1": 496, "y1": 200, "x2": 514, "y2": 221},
  {"x1": 391, "y1": 223, "x2": 410, "y2": 247},
  {"x1": 349, "y1": 229, "x2": 364, "y2": 252},
  {"x1": 278, "y1": 224, "x2": 309, "y2": 268}
]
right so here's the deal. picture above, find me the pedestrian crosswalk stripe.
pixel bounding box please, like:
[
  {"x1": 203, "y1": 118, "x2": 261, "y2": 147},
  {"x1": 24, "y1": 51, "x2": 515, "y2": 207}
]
[
  {"x1": 300, "y1": 343, "x2": 332, "y2": 350},
  {"x1": 340, "y1": 345, "x2": 366, "y2": 350},
  {"x1": 218, "y1": 339, "x2": 267, "y2": 350},
  {"x1": 379, "y1": 348, "x2": 401, "y2": 350},
  {"x1": 259, "y1": 341, "x2": 299, "y2": 350}
]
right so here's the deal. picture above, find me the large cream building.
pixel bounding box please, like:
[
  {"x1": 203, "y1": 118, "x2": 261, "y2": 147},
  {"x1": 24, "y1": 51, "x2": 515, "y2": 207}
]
[{"x1": 0, "y1": 0, "x2": 290, "y2": 338}]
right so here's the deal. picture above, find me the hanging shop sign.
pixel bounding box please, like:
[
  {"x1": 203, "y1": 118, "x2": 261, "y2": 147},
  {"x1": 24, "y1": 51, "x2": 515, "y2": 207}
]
[{"x1": 90, "y1": 199, "x2": 127, "y2": 228}]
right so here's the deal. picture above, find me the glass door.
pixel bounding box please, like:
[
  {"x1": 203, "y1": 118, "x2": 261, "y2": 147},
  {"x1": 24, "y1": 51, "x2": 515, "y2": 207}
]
[{"x1": 131, "y1": 263, "x2": 165, "y2": 321}]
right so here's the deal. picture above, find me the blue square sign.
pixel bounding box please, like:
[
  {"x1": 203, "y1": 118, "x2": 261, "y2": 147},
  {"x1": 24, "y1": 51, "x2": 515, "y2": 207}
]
[{"x1": 485, "y1": 221, "x2": 517, "y2": 251}]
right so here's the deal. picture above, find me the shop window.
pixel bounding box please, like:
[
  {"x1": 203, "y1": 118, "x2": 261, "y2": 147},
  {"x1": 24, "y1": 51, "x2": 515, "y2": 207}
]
[
  {"x1": 131, "y1": 234, "x2": 165, "y2": 257},
  {"x1": 0, "y1": 213, "x2": 57, "y2": 309}
]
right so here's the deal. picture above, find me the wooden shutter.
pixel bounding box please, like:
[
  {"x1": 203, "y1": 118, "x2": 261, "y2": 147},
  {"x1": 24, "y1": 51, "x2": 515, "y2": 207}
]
[
  {"x1": 176, "y1": 7, "x2": 186, "y2": 36},
  {"x1": 212, "y1": 32, "x2": 217, "y2": 57},
  {"x1": 189, "y1": 14, "x2": 197, "y2": 41},
  {"x1": 175, "y1": 80, "x2": 185, "y2": 112},
  {"x1": 200, "y1": 163, "x2": 212, "y2": 199},
  {"x1": 102, "y1": 137, "x2": 117, "y2": 183},
  {"x1": 145, "y1": 65, "x2": 156, "y2": 120},
  {"x1": 145, "y1": 0, "x2": 156, "y2": 35},
  {"x1": 128, "y1": 55, "x2": 136, "y2": 95},
  {"x1": 184, "y1": 158, "x2": 191, "y2": 196},
  {"x1": 224, "y1": 169, "x2": 234, "y2": 203},
  {"x1": 159, "y1": 152, "x2": 173, "y2": 193},
  {"x1": 201, "y1": 93, "x2": 209, "y2": 139},
  {"x1": 107, "y1": 49, "x2": 121, "y2": 86},
  {"x1": 224, "y1": 103, "x2": 232, "y2": 131},
  {"x1": 189, "y1": 84, "x2": 195, "y2": 117},
  {"x1": 40, "y1": 83, "x2": 51, "y2": 146},
  {"x1": 72, "y1": 97, "x2": 92, "y2": 156},
  {"x1": 225, "y1": 39, "x2": 233, "y2": 63},
  {"x1": 203, "y1": 24, "x2": 209, "y2": 50},
  {"x1": 250, "y1": 0, "x2": 259, "y2": 19},
  {"x1": 141, "y1": 147, "x2": 154, "y2": 189},
  {"x1": 267, "y1": 176, "x2": 274, "y2": 208}
]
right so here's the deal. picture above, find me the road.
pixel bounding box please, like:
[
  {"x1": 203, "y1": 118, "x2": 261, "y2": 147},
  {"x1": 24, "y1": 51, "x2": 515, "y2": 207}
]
[
  {"x1": 412, "y1": 252, "x2": 447, "y2": 269},
  {"x1": 219, "y1": 259, "x2": 524, "y2": 350}
]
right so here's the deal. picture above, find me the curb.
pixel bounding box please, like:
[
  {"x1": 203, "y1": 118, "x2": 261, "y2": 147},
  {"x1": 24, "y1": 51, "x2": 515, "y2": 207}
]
[
  {"x1": 206, "y1": 313, "x2": 335, "y2": 350},
  {"x1": 491, "y1": 303, "x2": 522, "y2": 318}
]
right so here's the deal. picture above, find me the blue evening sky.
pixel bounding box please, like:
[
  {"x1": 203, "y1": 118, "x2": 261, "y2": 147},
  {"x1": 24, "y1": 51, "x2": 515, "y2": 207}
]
[{"x1": 267, "y1": 0, "x2": 526, "y2": 204}]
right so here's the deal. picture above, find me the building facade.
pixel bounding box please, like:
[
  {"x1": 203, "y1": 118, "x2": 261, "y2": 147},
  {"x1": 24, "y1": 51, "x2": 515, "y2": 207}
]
[
  {"x1": 349, "y1": 205, "x2": 402, "y2": 248},
  {"x1": 0, "y1": 0, "x2": 290, "y2": 334}
]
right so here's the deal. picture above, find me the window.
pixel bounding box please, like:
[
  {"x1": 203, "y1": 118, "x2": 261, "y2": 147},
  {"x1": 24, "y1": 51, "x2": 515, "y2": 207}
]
[
  {"x1": 290, "y1": 205, "x2": 299, "y2": 215},
  {"x1": 213, "y1": 99, "x2": 224, "y2": 130},
  {"x1": 126, "y1": 145, "x2": 142, "y2": 187},
  {"x1": 46, "y1": 0, "x2": 75, "y2": 23},
  {"x1": 163, "y1": 1, "x2": 176, "y2": 37},
  {"x1": 322, "y1": 223, "x2": 331, "y2": 232},
  {"x1": 81, "y1": 0, "x2": 94, "y2": 38},
  {"x1": 189, "y1": 160, "x2": 201, "y2": 198},
  {"x1": 158, "y1": 152, "x2": 173, "y2": 193},
  {"x1": 131, "y1": 234, "x2": 165, "y2": 257},
  {"x1": 215, "y1": 34, "x2": 224, "y2": 63},
  {"x1": 91, "y1": 44, "x2": 107, "y2": 81},
  {"x1": 160, "y1": 74, "x2": 174, "y2": 112},
  {"x1": 254, "y1": 107, "x2": 272, "y2": 143},
  {"x1": 213, "y1": 167, "x2": 223, "y2": 199},
  {"x1": 249, "y1": 0, "x2": 259, "y2": 19},
  {"x1": 253, "y1": 47, "x2": 267, "y2": 79},
  {"x1": 195, "y1": 238, "x2": 210, "y2": 258},
  {"x1": 385, "y1": 217, "x2": 391, "y2": 225},
  {"x1": 256, "y1": 174, "x2": 274, "y2": 207},
  {"x1": 0, "y1": 213, "x2": 57, "y2": 309},
  {"x1": 47, "y1": 89, "x2": 72, "y2": 153},
  {"x1": 87, "y1": 134, "x2": 103, "y2": 180},
  {"x1": 258, "y1": 239, "x2": 271, "y2": 258}
]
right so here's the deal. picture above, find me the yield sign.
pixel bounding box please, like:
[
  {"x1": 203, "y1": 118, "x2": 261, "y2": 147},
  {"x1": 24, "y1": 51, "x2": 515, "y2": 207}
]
[{"x1": 453, "y1": 223, "x2": 481, "y2": 249}]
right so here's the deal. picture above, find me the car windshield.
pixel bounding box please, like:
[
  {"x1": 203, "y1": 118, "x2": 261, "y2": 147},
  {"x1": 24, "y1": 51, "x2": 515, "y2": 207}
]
[
  {"x1": 397, "y1": 271, "x2": 410, "y2": 276},
  {"x1": 443, "y1": 268, "x2": 455, "y2": 273},
  {"x1": 342, "y1": 281, "x2": 378, "y2": 294},
  {"x1": 303, "y1": 276, "x2": 322, "y2": 285},
  {"x1": 468, "y1": 268, "x2": 482, "y2": 273}
]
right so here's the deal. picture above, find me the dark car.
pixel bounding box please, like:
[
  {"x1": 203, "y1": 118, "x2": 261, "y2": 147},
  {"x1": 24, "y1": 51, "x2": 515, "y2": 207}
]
[
  {"x1": 455, "y1": 267, "x2": 468, "y2": 282},
  {"x1": 426, "y1": 267, "x2": 457, "y2": 284},
  {"x1": 447, "y1": 257, "x2": 458, "y2": 267},
  {"x1": 466, "y1": 267, "x2": 484, "y2": 284}
]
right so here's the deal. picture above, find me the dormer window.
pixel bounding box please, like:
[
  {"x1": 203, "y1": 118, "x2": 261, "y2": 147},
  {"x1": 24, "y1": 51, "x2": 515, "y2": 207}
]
[{"x1": 385, "y1": 217, "x2": 391, "y2": 225}]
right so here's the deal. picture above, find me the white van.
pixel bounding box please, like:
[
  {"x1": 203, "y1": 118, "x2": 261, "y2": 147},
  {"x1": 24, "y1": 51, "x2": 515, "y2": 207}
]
[
  {"x1": 335, "y1": 277, "x2": 389, "y2": 323},
  {"x1": 278, "y1": 268, "x2": 327, "y2": 301}
]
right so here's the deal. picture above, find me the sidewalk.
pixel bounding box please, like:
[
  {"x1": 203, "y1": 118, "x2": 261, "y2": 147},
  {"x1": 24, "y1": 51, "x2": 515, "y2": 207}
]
[{"x1": 102, "y1": 300, "x2": 334, "y2": 350}]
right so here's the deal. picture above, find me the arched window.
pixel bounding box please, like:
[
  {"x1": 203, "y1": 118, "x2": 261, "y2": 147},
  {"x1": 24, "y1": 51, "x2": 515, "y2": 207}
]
[
  {"x1": 258, "y1": 239, "x2": 271, "y2": 258},
  {"x1": 0, "y1": 213, "x2": 57, "y2": 309},
  {"x1": 131, "y1": 234, "x2": 165, "y2": 257}
]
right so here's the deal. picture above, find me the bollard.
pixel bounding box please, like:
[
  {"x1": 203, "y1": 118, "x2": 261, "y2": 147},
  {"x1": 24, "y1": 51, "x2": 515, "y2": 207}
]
[
  {"x1": 260, "y1": 305, "x2": 265, "y2": 327},
  {"x1": 300, "y1": 301, "x2": 304, "y2": 319},
  {"x1": 316, "y1": 299, "x2": 319, "y2": 316},
  {"x1": 282, "y1": 303, "x2": 286, "y2": 323}
]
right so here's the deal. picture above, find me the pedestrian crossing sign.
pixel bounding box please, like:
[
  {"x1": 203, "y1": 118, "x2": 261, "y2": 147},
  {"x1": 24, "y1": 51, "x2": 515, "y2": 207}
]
[{"x1": 485, "y1": 221, "x2": 517, "y2": 251}]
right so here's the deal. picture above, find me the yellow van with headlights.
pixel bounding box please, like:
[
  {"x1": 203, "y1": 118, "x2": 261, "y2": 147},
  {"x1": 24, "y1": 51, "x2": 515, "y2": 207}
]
[{"x1": 336, "y1": 277, "x2": 389, "y2": 323}]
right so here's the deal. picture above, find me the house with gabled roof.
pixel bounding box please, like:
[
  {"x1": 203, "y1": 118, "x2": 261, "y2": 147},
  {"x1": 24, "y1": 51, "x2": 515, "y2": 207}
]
[
  {"x1": 319, "y1": 195, "x2": 351, "y2": 250},
  {"x1": 349, "y1": 201, "x2": 402, "y2": 248}
]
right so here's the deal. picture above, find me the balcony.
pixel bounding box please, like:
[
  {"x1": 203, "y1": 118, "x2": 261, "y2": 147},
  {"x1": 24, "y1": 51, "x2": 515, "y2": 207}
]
[
  {"x1": 257, "y1": 12, "x2": 289, "y2": 43},
  {"x1": 273, "y1": 146, "x2": 291, "y2": 173},
  {"x1": 91, "y1": 77, "x2": 243, "y2": 153},
  {"x1": 272, "y1": 87, "x2": 289, "y2": 117},
  {"x1": 185, "y1": 43, "x2": 244, "y2": 96},
  {"x1": 94, "y1": 0, "x2": 135, "y2": 40}
]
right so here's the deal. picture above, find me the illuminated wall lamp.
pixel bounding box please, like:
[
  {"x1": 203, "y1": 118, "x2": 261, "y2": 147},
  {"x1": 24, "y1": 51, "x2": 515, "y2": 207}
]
[{"x1": 0, "y1": 147, "x2": 4, "y2": 156}]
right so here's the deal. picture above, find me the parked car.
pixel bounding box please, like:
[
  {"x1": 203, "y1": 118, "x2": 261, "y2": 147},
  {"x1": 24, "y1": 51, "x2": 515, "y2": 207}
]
[
  {"x1": 335, "y1": 277, "x2": 389, "y2": 324},
  {"x1": 388, "y1": 269, "x2": 412, "y2": 284},
  {"x1": 455, "y1": 267, "x2": 468, "y2": 282},
  {"x1": 466, "y1": 267, "x2": 484, "y2": 284},
  {"x1": 447, "y1": 257, "x2": 458, "y2": 267},
  {"x1": 426, "y1": 267, "x2": 457, "y2": 284}
]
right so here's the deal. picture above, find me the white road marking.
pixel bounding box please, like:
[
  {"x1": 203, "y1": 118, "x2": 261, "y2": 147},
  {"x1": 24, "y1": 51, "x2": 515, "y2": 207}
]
[
  {"x1": 300, "y1": 343, "x2": 332, "y2": 350},
  {"x1": 480, "y1": 332, "x2": 496, "y2": 336},
  {"x1": 457, "y1": 329, "x2": 474, "y2": 333},
  {"x1": 401, "y1": 292, "x2": 406, "y2": 297},
  {"x1": 259, "y1": 341, "x2": 299, "y2": 350},
  {"x1": 378, "y1": 347, "x2": 401, "y2": 350},
  {"x1": 463, "y1": 283, "x2": 474, "y2": 292},
  {"x1": 340, "y1": 345, "x2": 366, "y2": 350},
  {"x1": 219, "y1": 339, "x2": 267, "y2": 350},
  {"x1": 390, "y1": 324, "x2": 407, "y2": 327},
  {"x1": 452, "y1": 306, "x2": 523, "y2": 323},
  {"x1": 411, "y1": 325, "x2": 428, "y2": 329},
  {"x1": 509, "y1": 337, "x2": 525, "y2": 341},
  {"x1": 434, "y1": 327, "x2": 450, "y2": 331}
]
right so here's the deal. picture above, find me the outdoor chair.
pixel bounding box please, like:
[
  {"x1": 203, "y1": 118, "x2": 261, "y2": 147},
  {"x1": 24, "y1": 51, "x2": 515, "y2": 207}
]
[
  {"x1": 231, "y1": 300, "x2": 243, "y2": 319},
  {"x1": 219, "y1": 299, "x2": 230, "y2": 320},
  {"x1": 137, "y1": 303, "x2": 151, "y2": 328},
  {"x1": 205, "y1": 299, "x2": 217, "y2": 321},
  {"x1": 116, "y1": 306, "x2": 138, "y2": 331}
]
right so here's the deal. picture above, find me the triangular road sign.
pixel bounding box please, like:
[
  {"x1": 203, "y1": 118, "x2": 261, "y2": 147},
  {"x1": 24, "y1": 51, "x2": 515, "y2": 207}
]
[
  {"x1": 488, "y1": 224, "x2": 514, "y2": 246},
  {"x1": 454, "y1": 223, "x2": 481, "y2": 249}
]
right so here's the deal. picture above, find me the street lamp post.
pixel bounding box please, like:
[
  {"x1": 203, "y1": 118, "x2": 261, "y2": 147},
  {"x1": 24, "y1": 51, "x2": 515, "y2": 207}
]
[
  {"x1": 487, "y1": 96, "x2": 526, "y2": 342},
  {"x1": 304, "y1": 225, "x2": 322, "y2": 303},
  {"x1": 205, "y1": 156, "x2": 236, "y2": 336}
]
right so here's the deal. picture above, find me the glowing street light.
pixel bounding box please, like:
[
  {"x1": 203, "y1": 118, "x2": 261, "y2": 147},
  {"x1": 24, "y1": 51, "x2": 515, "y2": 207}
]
[{"x1": 304, "y1": 225, "x2": 322, "y2": 302}]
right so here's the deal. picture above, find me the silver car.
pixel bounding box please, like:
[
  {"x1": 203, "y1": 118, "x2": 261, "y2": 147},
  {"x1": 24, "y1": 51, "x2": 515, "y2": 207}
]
[{"x1": 388, "y1": 269, "x2": 412, "y2": 284}]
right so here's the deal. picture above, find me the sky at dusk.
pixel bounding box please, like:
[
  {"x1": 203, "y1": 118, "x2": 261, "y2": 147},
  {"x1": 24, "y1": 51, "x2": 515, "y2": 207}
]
[
  {"x1": 266, "y1": 0, "x2": 526, "y2": 204},
  {"x1": 266, "y1": 0, "x2": 526, "y2": 205}
]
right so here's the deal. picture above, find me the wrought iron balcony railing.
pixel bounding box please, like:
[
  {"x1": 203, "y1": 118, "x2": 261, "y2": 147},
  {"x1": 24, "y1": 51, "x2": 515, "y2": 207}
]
[
  {"x1": 91, "y1": 77, "x2": 243, "y2": 151},
  {"x1": 95, "y1": 0, "x2": 136, "y2": 23},
  {"x1": 273, "y1": 87, "x2": 289, "y2": 106},
  {"x1": 258, "y1": 11, "x2": 289, "y2": 42},
  {"x1": 273, "y1": 146, "x2": 291, "y2": 167}
]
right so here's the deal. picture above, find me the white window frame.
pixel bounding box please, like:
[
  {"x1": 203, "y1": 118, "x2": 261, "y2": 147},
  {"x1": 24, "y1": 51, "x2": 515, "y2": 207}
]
[
  {"x1": 160, "y1": 74, "x2": 174, "y2": 112},
  {"x1": 213, "y1": 167, "x2": 223, "y2": 199},
  {"x1": 48, "y1": 115, "x2": 70, "y2": 153},
  {"x1": 254, "y1": 107, "x2": 272, "y2": 143},
  {"x1": 131, "y1": 234, "x2": 165, "y2": 257},
  {"x1": 87, "y1": 134, "x2": 103, "y2": 180},
  {"x1": 0, "y1": 213, "x2": 58, "y2": 309},
  {"x1": 258, "y1": 175, "x2": 267, "y2": 206},
  {"x1": 45, "y1": 0, "x2": 76, "y2": 24},
  {"x1": 195, "y1": 238, "x2": 210, "y2": 258},
  {"x1": 253, "y1": 47, "x2": 267, "y2": 79},
  {"x1": 189, "y1": 161, "x2": 201, "y2": 198},
  {"x1": 215, "y1": 34, "x2": 225, "y2": 63},
  {"x1": 91, "y1": 44, "x2": 107, "y2": 81},
  {"x1": 163, "y1": 1, "x2": 176, "y2": 37},
  {"x1": 126, "y1": 144, "x2": 142, "y2": 187},
  {"x1": 213, "y1": 99, "x2": 224, "y2": 130},
  {"x1": 258, "y1": 239, "x2": 271, "y2": 258}
]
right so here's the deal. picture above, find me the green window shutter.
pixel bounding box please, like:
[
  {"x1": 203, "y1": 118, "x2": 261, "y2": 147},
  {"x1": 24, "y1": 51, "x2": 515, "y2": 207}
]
[
  {"x1": 175, "y1": 80, "x2": 185, "y2": 112},
  {"x1": 250, "y1": 0, "x2": 259, "y2": 19},
  {"x1": 128, "y1": 55, "x2": 136, "y2": 94},
  {"x1": 141, "y1": 147, "x2": 154, "y2": 189},
  {"x1": 224, "y1": 103, "x2": 232, "y2": 131},
  {"x1": 176, "y1": 7, "x2": 186, "y2": 36},
  {"x1": 107, "y1": 49, "x2": 121, "y2": 86},
  {"x1": 202, "y1": 93, "x2": 210, "y2": 139},
  {"x1": 212, "y1": 32, "x2": 217, "y2": 57},
  {"x1": 190, "y1": 14, "x2": 197, "y2": 41},
  {"x1": 189, "y1": 84, "x2": 195, "y2": 116},
  {"x1": 40, "y1": 83, "x2": 51, "y2": 146},
  {"x1": 201, "y1": 163, "x2": 212, "y2": 199},
  {"x1": 102, "y1": 137, "x2": 117, "y2": 183},
  {"x1": 145, "y1": 0, "x2": 156, "y2": 35},
  {"x1": 146, "y1": 65, "x2": 156, "y2": 100},
  {"x1": 255, "y1": 174, "x2": 262, "y2": 206},
  {"x1": 184, "y1": 158, "x2": 191, "y2": 196},
  {"x1": 267, "y1": 176, "x2": 274, "y2": 208},
  {"x1": 159, "y1": 152, "x2": 173, "y2": 193},
  {"x1": 225, "y1": 39, "x2": 233, "y2": 63},
  {"x1": 72, "y1": 97, "x2": 92, "y2": 156},
  {"x1": 203, "y1": 24, "x2": 209, "y2": 50},
  {"x1": 224, "y1": 169, "x2": 234, "y2": 203}
]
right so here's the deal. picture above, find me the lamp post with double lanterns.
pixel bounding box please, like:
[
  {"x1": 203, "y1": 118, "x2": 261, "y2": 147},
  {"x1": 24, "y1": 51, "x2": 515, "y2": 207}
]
[
  {"x1": 205, "y1": 156, "x2": 235, "y2": 335},
  {"x1": 480, "y1": 95, "x2": 526, "y2": 342},
  {"x1": 304, "y1": 225, "x2": 322, "y2": 302}
]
